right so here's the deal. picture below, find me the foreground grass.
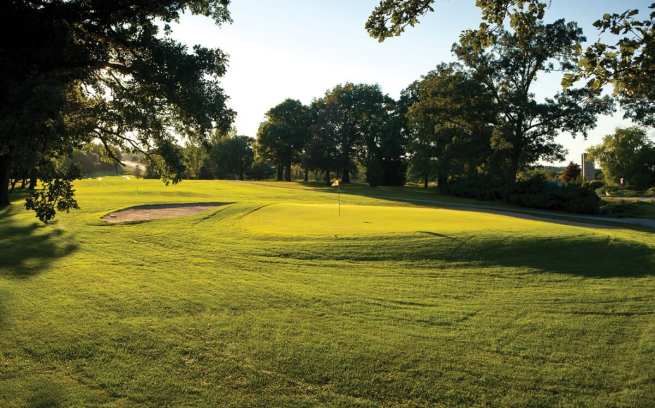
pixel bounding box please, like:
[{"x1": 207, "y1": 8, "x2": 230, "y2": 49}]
[{"x1": 1, "y1": 178, "x2": 655, "y2": 407}]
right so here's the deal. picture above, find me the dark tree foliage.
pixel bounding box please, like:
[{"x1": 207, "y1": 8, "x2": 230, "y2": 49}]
[
  {"x1": 305, "y1": 99, "x2": 340, "y2": 183},
  {"x1": 452, "y1": 5, "x2": 613, "y2": 190},
  {"x1": 367, "y1": 0, "x2": 613, "y2": 206},
  {"x1": 311, "y1": 83, "x2": 404, "y2": 184},
  {"x1": 366, "y1": 0, "x2": 546, "y2": 41},
  {"x1": 560, "y1": 162, "x2": 581, "y2": 184},
  {"x1": 565, "y1": 3, "x2": 655, "y2": 127},
  {"x1": 0, "y1": 0, "x2": 235, "y2": 221},
  {"x1": 404, "y1": 63, "x2": 495, "y2": 192},
  {"x1": 588, "y1": 127, "x2": 655, "y2": 189},
  {"x1": 209, "y1": 135, "x2": 254, "y2": 180},
  {"x1": 257, "y1": 99, "x2": 311, "y2": 181}
]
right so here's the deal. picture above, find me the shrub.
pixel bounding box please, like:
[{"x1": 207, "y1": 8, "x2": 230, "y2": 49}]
[
  {"x1": 509, "y1": 175, "x2": 600, "y2": 214},
  {"x1": 447, "y1": 174, "x2": 505, "y2": 200},
  {"x1": 586, "y1": 180, "x2": 605, "y2": 190},
  {"x1": 246, "y1": 160, "x2": 275, "y2": 180}
]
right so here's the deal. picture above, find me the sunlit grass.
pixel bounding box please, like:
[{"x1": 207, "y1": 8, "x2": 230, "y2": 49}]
[{"x1": 1, "y1": 177, "x2": 654, "y2": 407}]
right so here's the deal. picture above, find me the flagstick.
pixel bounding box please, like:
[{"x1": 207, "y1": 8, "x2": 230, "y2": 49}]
[{"x1": 338, "y1": 185, "x2": 341, "y2": 217}]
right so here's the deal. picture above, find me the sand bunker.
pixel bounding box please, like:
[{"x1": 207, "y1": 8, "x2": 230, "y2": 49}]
[{"x1": 103, "y1": 203, "x2": 222, "y2": 223}]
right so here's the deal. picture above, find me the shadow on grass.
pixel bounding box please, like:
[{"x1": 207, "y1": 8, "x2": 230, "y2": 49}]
[
  {"x1": 8, "y1": 188, "x2": 31, "y2": 203},
  {"x1": 459, "y1": 234, "x2": 655, "y2": 278},
  {"x1": 271, "y1": 233, "x2": 655, "y2": 278},
  {"x1": 26, "y1": 378, "x2": 65, "y2": 408},
  {"x1": 0, "y1": 207, "x2": 78, "y2": 279},
  {"x1": 0, "y1": 289, "x2": 7, "y2": 328}
]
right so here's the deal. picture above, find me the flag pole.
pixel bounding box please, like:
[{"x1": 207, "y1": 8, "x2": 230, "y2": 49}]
[
  {"x1": 332, "y1": 178, "x2": 341, "y2": 216},
  {"x1": 338, "y1": 185, "x2": 341, "y2": 216}
]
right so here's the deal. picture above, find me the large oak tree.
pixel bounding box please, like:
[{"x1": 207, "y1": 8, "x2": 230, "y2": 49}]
[
  {"x1": 0, "y1": 0, "x2": 235, "y2": 221},
  {"x1": 256, "y1": 99, "x2": 311, "y2": 181},
  {"x1": 368, "y1": 0, "x2": 612, "y2": 192}
]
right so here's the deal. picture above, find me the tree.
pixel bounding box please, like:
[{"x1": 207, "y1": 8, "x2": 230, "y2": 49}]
[
  {"x1": 0, "y1": 1, "x2": 235, "y2": 221},
  {"x1": 399, "y1": 80, "x2": 434, "y2": 188},
  {"x1": 304, "y1": 99, "x2": 340, "y2": 184},
  {"x1": 452, "y1": 5, "x2": 613, "y2": 191},
  {"x1": 587, "y1": 127, "x2": 655, "y2": 189},
  {"x1": 209, "y1": 135, "x2": 254, "y2": 180},
  {"x1": 566, "y1": 3, "x2": 655, "y2": 127},
  {"x1": 560, "y1": 162, "x2": 581, "y2": 184},
  {"x1": 314, "y1": 83, "x2": 397, "y2": 184},
  {"x1": 257, "y1": 99, "x2": 310, "y2": 181},
  {"x1": 404, "y1": 63, "x2": 495, "y2": 192},
  {"x1": 367, "y1": 1, "x2": 612, "y2": 195},
  {"x1": 361, "y1": 94, "x2": 406, "y2": 187},
  {"x1": 183, "y1": 143, "x2": 209, "y2": 180},
  {"x1": 366, "y1": 0, "x2": 544, "y2": 41}
]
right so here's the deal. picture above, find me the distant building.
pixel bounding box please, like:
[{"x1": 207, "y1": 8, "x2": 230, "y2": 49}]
[{"x1": 581, "y1": 153, "x2": 595, "y2": 182}]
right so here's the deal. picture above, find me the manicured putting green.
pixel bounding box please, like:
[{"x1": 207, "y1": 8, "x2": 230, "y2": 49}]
[{"x1": 241, "y1": 203, "x2": 571, "y2": 236}]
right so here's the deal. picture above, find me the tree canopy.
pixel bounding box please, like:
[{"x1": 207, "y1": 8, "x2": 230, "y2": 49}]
[
  {"x1": 368, "y1": 0, "x2": 612, "y2": 193},
  {"x1": 565, "y1": 3, "x2": 655, "y2": 127},
  {"x1": 404, "y1": 63, "x2": 495, "y2": 191},
  {"x1": 0, "y1": 0, "x2": 235, "y2": 221},
  {"x1": 366, "y1": 0, "x2": 546, "y2": 41},
  {"x1": 257, "y1": 99, "x2": 311, "y2": 181},
  {"x1": 588, "y1": 127, "x2": 655, "y2": 189}
]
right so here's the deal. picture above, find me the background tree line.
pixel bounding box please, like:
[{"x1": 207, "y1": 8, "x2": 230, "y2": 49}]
[
  {"x1": 3, "y1": 0, "x2": 654, "y2": 221},
  {"x1": 257, "y1": 85, "x2": 406, "y2": 187}
]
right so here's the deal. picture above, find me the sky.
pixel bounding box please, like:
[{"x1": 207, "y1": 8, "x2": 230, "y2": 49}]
[{"x1": 170, "y1": 0, "x2": 653, "y2": 166}]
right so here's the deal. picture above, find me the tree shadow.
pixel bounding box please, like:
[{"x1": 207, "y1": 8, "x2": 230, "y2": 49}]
[
  {"x1": 451, "y1": 234, "x2": 655, "y2": 278},
  {"x1": 308, "y1": 183, "x2": 651, "y2": 230},
  {"x1": 8, "y1": 188, "x2": 30, "y2": 202},
  {"x1": 0, "y1": 208, "x2": 78, "y2": 279},
  {"x1": 0, "y1": 288, "x2": 7, "y2": 328},
  {"x1": 278, "y1": 232, "x2": 655, "y2": 278}
]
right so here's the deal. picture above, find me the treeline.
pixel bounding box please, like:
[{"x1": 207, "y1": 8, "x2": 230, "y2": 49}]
[
  {"x1": 145, "y1": 133, "x2": 274, "y2": 181},
  {"x1": 4, "y1": 0, "x2": 654, "y2": 222},
  {"x1": 257, "y1": 85, "x2": 405, "y2": 186}
]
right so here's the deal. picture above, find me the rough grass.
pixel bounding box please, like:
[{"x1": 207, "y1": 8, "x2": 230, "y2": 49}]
[{"x1": 1, "y1": 177, "x2": 655, "y2": 407}]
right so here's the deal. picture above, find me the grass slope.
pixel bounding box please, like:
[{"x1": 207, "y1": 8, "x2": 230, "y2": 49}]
[{"x1": 1, "y1": 177, "x2": 655, "y2": 407}]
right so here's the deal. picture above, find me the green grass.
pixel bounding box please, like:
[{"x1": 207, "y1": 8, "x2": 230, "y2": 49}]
[{"x1": 1, "y1": 177, "x2": 655, "y2": 407}]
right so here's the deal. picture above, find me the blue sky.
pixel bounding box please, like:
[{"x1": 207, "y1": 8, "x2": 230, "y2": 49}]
[{"x1": 171, "y1": 0, "x2": 652, "y2": 165}]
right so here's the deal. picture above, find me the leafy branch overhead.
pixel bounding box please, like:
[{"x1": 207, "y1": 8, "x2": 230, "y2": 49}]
[
  {"x1": 366, "y1": 0, "x2": 550, "y2": 41},
  {"x1": 565, "y1": 2, "x2": 655, "y2": 127},
  {"x1": 0, "y1": 0, "x2": 236, "y2": 221}
]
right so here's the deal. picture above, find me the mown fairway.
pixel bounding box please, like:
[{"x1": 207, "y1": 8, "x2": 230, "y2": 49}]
[{"x1": 1, "y1": 178, "x2": 655, "y2": 407}]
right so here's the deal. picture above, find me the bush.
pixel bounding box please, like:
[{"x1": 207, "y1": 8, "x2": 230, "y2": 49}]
[
  {"x1": 586, "y1": 180, "x2": 605, "y2": 191},
  {"x1": 509, "y1": 175, "x2": 600, "y2": 214},
  {"x1": 246, "y1": 160, "x2": 275, "y2": 180},
  {"x1": 447, "y1": 174, "x2": 505, "y2": 200}
]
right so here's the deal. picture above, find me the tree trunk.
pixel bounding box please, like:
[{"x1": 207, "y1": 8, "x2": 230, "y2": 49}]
[
  {"x1": 437, "y1": 173, "x2": 448, "y2": 194},
  {"x1": 505, "y1": 154, "x2": 521, "y2": 199},
  {"x1": 424, "y1": 174, "x2": 429, "y2": 189},
  {"x1": 29, "y1": 170, "x2": 37, "y2": 190},
  {"x1": 304, "y1": 167, "x2": 309, "y2": 183},
  {"x1": 342, "y1": 169, "x2": 350, "y2": 183},
  {"x1": 0, "y1": 156, "x2": 10, "y2": 208},
  {"x1": 20, "y1": 178, "x2": 27, "y2": 189},
  {"x1": 285, "y1": 162, "x2": 292, "y2": 182},
  {"x1": 276, "y1": 164, "x2": 283, "y2": 181},
  {"x1": 324, "y1": 170, "x2": 331, "y2": 185}
]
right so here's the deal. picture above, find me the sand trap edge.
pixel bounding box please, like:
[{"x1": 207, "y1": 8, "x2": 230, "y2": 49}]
[{"x1": 101, "y1": 202, "x2": 227, "y2": 224}]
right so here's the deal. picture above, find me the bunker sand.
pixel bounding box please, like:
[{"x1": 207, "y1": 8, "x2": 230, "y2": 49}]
[{"x1": 102, "y1": 203, "x2": 223, "y2": 223}]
